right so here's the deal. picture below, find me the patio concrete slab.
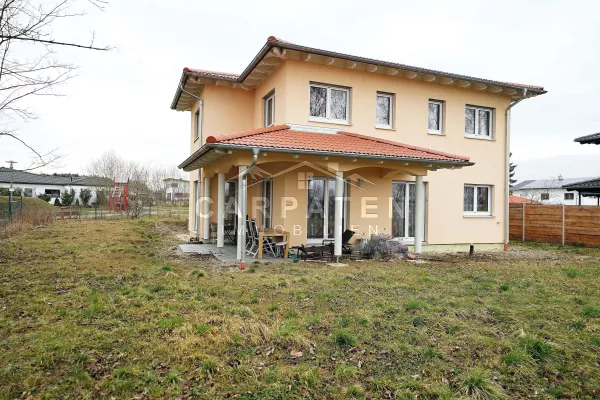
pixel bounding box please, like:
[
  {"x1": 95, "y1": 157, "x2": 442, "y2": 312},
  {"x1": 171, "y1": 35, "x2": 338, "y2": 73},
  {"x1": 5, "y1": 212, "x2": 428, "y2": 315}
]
[{"x1": 178, "y1": 243, "x2": 292, "y2": 263}]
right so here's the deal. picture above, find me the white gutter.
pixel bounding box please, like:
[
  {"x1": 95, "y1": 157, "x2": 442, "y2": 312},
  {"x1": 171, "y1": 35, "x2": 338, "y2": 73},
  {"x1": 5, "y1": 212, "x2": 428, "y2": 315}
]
[{"x1": 504, "y1": 88, "x2": 527, "y2": 251}]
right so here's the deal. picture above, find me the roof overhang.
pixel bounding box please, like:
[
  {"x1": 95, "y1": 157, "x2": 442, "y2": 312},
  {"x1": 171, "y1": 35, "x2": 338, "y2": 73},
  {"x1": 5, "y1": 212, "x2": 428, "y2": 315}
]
[
  {"x1": 574, "y1": 133, "x2": 600, "y2": 145},
  {"x1": 171, "y1": 37, "x2": 547, "y2": 111},
  {"x1": 178, "y1": 142, "x2": 474, "y2": 172}
]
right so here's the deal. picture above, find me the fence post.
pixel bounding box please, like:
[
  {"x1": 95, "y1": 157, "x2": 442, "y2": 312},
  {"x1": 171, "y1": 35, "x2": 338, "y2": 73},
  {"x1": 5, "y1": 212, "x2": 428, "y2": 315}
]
[
  {"x1": 562, "y1": 204, "x2": 565, "y2": 246},
  {"x1": 522, "y1": 203, "x2": 526, "y2": 241}
]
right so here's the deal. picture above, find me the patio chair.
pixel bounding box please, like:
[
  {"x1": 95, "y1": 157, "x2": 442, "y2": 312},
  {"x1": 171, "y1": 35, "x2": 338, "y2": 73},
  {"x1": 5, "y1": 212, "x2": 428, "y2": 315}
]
[
  {"x1": 246, "y1": 218, "x2": 276, "y2": 258},
  {"x1": 322, "y1": 229, "x2": 356, "y2": 254}
]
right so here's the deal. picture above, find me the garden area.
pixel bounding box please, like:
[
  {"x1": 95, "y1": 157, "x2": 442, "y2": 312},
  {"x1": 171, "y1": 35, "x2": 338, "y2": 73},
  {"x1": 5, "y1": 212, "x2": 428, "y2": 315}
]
[{"x1": 1, "y1": 219, "x2": 599, "y2": 399}]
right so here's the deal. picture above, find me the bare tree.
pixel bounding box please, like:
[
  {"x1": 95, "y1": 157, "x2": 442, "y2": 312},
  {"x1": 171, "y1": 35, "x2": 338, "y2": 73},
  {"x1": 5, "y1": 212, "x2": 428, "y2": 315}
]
[
  {"x1": 0, "y1": 0, "x2": 110, "y2": 171},
  {"x1": 85, "y1": 149, "x2": 128, "y2": 182},
  {"x1": 86, "y1": 150, "x2": 185, "y2": 218}
]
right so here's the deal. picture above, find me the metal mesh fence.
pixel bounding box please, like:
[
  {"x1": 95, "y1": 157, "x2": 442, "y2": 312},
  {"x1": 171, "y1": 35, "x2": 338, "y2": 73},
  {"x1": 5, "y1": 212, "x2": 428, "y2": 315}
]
[{"x1": 0, "y1": 200, "x2": 23, "y2": 222}]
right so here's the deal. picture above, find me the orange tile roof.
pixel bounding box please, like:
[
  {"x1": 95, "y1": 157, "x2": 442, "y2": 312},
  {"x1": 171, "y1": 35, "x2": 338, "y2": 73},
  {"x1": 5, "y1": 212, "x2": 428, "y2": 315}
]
[
  {"x1": 182, "y1": 67, "x2": 239, "y2": 80},
  {"x1": 205, "y1": 125, "x2": 470, "y2": 163},
  {"x1": 509, "y1": 195, "x2": 540, "y2": 204}
]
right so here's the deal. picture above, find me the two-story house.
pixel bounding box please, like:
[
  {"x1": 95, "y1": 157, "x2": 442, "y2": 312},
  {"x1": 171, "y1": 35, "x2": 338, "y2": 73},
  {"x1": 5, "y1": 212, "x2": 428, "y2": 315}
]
[
  {"x1": 163, "y1": 178, "x2": 190, "y2": 202},
  {"x1": 171, "y1": 36, "x2": 546, "y2": 260}
]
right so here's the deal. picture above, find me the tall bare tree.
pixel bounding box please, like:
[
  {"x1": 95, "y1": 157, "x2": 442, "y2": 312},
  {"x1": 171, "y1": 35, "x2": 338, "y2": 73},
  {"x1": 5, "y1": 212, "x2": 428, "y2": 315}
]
[{"x1": 0, "y1": 0, "x2": 110, "y2": 171}]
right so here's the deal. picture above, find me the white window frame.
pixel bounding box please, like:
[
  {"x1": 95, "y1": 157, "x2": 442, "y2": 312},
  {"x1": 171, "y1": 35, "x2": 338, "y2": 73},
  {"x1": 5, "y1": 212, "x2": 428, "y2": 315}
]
[
  {"x1": 541, "y1": 193, "x2": 550, "y2": 201},
  {"x1": 195, "y1": 101, "x2": 203, "y2": 140},
  {"x1": 428, "y1": 99, "x2": 444, "y2": 135},
  {"x1": 306, "y1": 177, "x2": 348, "y2": 244},
  {"x1": 376, "y1": 92, "x2": 394, "y2": 129},
  {"x1": 264, "y1": 91, "x2": 275, "y2": 127},
  {"x1": 564, "y1": 192, "x2": 574, "y2": 201},
  {"x1": 308, "y1": 83, "x2": 350, "y2": 125},
  {"x1": 465, "y1": 105, "x2": 493, "y2": 139},
  {"x1": 464, "y1": 184, "x2": 492, "y2": 216}
]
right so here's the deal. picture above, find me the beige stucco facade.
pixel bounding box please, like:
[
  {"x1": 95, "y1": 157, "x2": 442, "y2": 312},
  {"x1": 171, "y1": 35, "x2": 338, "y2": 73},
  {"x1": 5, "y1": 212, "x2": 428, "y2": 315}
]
[{"x1": 183, "y1": 57, "x2": 517, "y2": 249}]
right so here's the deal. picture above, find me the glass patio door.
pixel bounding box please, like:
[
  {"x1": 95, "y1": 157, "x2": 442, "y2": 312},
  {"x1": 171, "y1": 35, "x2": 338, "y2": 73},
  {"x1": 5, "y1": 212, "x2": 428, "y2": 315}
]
[
  {"x1": 392, "y1": 181, "x2": 417, "y2": 239},
  {"x1": 307, "y1": 178, "x2": 343, "y2": 242}
]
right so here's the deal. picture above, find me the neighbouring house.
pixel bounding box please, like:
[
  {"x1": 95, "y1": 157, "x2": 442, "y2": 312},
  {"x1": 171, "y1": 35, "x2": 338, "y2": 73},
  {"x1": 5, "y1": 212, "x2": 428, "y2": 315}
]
[
  {"x1": 0, "y1": 167, "x2": 110, "y2": 205},
  {"x1": 171, "y1": 36, "x2": 546, "y2": 258},
  {"x1": 511, "y1": 176, "x2": 600, "y2": 205},
  {"x1": 562, "y1": 178, "x2": 600, "y2": 205},
  {"x1": 509, "y1": 195, "x2": 540, "y2": 204},
  {"x1": 164, "y1": 178, "x2": 190, "y2": 202},
  {"x1": 574, "y1": 132, "x2": 600, "y2": 145}
]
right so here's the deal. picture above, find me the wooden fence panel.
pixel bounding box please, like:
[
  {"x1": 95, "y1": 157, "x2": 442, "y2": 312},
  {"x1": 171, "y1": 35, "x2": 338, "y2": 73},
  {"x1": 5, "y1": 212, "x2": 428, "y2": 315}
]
[
  {"x1": 510, "y1": 204, "x2": 600, "y2": 247},
  {"x1": 509, "y1": 204, "x2": 524, "y2": 241}
]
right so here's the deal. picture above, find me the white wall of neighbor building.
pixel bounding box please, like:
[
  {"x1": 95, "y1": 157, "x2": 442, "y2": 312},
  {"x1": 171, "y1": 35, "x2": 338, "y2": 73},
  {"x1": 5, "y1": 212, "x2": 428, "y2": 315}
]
[
  {"x1": 164, "y1": 179, "x2": 190, "y2": 201},
  {"x1": 0, "y1": 182, "x2": 99, "y2": 204},
  {"x1": 512, "y1": 188, "x2": 599, "y2": 205}
]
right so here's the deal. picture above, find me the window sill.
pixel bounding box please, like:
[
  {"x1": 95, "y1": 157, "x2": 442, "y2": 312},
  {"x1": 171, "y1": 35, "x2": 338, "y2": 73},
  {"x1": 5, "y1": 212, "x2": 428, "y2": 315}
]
[
  {"x1": 376, "y1": 126, "x2": 395, "y2": 131},
  {"x1": 463, "y1": 214, "x2": 495, "y2": 218},
  {"x1": 465, "y1": 134, "x2": 495, "y2": 141},
  {"x1": 427, "y1": 131, "x2": 445, "y2": 136},
  {"x1": 308, "y1": 117, "x2": 351, "y2": 126}
]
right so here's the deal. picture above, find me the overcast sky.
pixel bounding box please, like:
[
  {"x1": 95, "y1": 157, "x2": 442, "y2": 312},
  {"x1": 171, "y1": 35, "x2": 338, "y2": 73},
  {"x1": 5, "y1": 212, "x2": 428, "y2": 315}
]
[{"x1": 2, "y1": 0, "x2": 599, "y2": 181}]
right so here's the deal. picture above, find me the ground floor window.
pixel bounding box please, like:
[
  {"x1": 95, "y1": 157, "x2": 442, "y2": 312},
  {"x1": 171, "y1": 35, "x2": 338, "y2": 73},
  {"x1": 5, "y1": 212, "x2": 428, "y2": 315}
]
[
  {"x1": 24, "y1": 188, "x2": 33, "y2": 197},
  {"x1": 224, "y1": 181, "x2": 237, "y2": 226},
  {"x1": 564, "y1": 192, "x2": 574, "y2": 200},
  {"x1": 392, "y1": 181, "x2": 416, "y2": 238},
  {"x1": 45, "y1": 189, "x2": 60, "y2": 197},
  {"x1": 541, "y1": 193, "x2": 550, "y2": 201},
  {"x1": 262, "y1": 179, "x2": 273, "y2": 228},
  {"x1": 306, "y1": 177, "x2": 346, "y2": 242},
  {"x1": 193, "y1": 181, "x2": 200, "y2": 231},
  {"x1": 464, "y1": 185, "x2": 491, "y2": 215}
]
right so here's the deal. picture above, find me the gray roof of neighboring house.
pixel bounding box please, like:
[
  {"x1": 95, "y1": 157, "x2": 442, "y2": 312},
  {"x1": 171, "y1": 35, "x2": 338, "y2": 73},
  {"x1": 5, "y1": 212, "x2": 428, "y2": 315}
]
[
  {"x1": 0, "y1": 167, "x2": 111, "y2": 187},
  {"x1": 562, "y1": 178, "x2": 600, "y2": 190},
  {"x1": 512, "y1": 177, "x2": 597, "y2": 190},
  {"x1": 574, "y1": 132, "x2": 600, "y2": 145}
]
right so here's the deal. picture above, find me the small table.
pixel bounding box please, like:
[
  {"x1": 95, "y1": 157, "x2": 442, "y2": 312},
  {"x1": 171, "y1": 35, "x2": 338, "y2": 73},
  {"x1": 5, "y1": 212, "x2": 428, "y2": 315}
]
[{"x1": 257, "y1": 229, "x2": 289, "y2": 259}]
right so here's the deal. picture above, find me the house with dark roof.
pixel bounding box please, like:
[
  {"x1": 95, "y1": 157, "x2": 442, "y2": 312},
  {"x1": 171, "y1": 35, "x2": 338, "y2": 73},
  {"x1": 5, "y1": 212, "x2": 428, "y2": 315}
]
[
  {"x1": 171, "y1": 36, "x2": 546, "y2": 258},
  {"x1": 574, "y1": 132, "x2": 600, "y2": 145},
  {"x1": 0, "y1": 167, "x2": 110, "y2": 204},
  {"x1": 511, "y1": 176, "x2": 599, "y2": 205}
]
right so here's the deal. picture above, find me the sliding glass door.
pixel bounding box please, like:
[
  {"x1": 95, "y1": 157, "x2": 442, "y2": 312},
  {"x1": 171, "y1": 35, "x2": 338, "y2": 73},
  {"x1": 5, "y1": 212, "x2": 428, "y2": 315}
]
[
  {"x1": 307, "y1": 178, "x2": 345, "y2": 242},
  {"x1": 392, "y1": 181, "x2": 418, "y2": 239}
]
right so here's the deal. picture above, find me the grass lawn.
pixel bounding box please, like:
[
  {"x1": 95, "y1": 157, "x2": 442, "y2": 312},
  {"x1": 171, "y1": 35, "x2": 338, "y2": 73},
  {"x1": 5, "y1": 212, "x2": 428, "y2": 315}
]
[{"x1": 1, "y1": 220, "x2": 600, "y2": 399}]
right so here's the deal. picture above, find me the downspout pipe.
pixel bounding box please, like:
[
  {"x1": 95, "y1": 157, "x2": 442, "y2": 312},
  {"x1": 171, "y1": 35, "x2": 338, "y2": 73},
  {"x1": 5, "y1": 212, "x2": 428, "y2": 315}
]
[
  {"x1": 504, "y1": 88, "x2": 527, "y2": 251},
  {"x1": 238, "y1": 148, "x2": 260, "y2": 264}
]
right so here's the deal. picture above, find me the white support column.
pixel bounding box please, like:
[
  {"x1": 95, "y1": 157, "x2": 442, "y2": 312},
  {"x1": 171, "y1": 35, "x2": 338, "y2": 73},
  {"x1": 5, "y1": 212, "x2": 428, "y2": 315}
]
[
  {"x1": 414, "y1": 175, "x2": 425, "y2": 254},
  {"x1": 202, "y1": 177, "x2": 210, "y2": 240},
  {"x1": 217, "y1": 173, "x2": 225, "y2": 249},
  {"x1": 236, "y1": 166, "x2": 247, "y2": 261},
  {"x1": 334, "y1": 171, "x2": 344, "y2": 258}
]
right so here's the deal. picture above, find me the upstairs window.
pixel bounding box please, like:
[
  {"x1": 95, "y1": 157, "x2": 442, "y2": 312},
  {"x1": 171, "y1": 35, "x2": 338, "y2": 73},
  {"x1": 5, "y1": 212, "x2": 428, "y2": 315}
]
[
  {"x1": 195, "y1": 102, "x2": 203, "y2": 140},
  {"x1": 376, "y1": 92, "x2": 394, "y2": 129},
  {"x1": 465, "y1": 105, "x2": 493, "y2": 139},
  {"x1": 264, "y1": 91, "x2": 275, "y2": 127},
  {"x1": 309, "y1": 83, "x2": 350, "y2": 124},
  {"x1": 464, "y1": 185, "x2": 491, "y2": 216},
  {"x1": 428, "y1": 100, "x2": 444, "y2": 134}
]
